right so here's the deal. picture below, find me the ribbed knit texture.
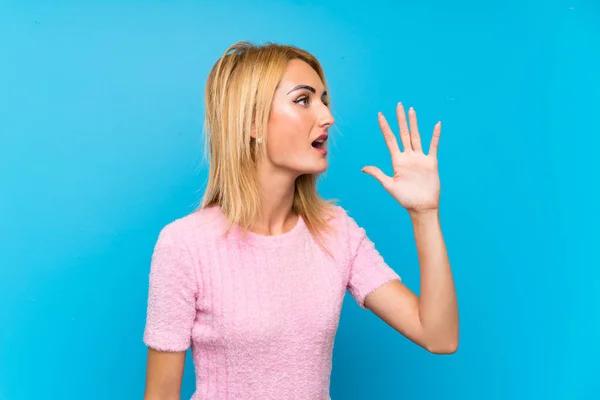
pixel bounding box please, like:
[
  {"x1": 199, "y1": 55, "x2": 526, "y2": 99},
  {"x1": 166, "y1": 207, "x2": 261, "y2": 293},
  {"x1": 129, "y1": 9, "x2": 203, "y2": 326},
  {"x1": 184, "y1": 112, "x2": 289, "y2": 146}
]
[{"x1": 143, "y1": 205, "x2": 401, "y2": 400}]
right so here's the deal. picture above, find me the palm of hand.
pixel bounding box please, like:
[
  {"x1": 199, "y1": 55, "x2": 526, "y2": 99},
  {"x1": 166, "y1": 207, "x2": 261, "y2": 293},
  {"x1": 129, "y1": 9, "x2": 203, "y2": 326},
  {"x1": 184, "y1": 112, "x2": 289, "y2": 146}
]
[{"x1": 362, "y1": 103, "x2": 442, "y2": 213}]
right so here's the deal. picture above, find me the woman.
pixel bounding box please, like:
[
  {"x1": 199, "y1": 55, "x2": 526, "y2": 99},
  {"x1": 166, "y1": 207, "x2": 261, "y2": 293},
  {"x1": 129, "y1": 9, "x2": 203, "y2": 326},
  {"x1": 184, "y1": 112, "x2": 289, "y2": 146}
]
[{"x1": 143, "y1": 41, "x2": 458, "y2": 400}]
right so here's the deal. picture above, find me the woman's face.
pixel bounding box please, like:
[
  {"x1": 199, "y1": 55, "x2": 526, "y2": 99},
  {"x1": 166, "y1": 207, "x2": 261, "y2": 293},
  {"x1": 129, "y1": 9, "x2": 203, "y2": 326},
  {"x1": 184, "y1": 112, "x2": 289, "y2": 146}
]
[{"x1": 261, "y1": 59, "x2": 335, "y2": 177}]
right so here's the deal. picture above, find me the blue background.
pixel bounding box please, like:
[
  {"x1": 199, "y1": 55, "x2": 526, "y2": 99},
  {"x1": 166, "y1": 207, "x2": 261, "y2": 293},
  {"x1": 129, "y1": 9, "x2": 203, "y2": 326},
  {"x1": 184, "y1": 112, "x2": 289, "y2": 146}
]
[{"x1": 1, "y1": 0, "x2": 599, "y2": 399}]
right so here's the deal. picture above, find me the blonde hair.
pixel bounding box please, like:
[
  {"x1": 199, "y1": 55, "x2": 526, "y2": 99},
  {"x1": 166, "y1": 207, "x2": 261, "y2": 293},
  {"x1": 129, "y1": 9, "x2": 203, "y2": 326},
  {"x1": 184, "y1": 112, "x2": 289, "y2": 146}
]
[{"x1": 198, "y1": 41, "x2": 337, "y2": 248}]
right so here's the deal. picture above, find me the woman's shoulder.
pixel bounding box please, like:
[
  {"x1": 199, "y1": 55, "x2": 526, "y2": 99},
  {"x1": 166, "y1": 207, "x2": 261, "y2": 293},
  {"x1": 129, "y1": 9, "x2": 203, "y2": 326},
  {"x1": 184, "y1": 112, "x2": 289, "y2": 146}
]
[
  {"x1": 326, "y1": 204, "x2": 360, "y2": 228},
  {"x1": 322, "y1": 204, "x2": 366, "y2": 242},
  {"x1": 157, "y1": 205, "x2": 228, "y2": 245}
]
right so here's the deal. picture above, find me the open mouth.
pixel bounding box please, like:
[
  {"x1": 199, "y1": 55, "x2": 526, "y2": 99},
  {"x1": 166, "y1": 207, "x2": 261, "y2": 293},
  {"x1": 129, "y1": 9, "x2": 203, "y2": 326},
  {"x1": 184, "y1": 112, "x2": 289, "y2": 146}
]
[{"x1": 311, "y1": 134, "x2": 328, "y2": 149}]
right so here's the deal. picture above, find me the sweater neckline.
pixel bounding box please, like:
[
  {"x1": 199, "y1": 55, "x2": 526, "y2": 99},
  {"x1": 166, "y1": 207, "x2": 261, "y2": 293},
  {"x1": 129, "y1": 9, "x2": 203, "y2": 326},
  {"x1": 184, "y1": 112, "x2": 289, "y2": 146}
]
[
  {"x1": 241, "y1": 214, "x2": 305, "y2": 247},
  {"x1": 208, "y1": 206, "x2": 307, "y2": 248}
]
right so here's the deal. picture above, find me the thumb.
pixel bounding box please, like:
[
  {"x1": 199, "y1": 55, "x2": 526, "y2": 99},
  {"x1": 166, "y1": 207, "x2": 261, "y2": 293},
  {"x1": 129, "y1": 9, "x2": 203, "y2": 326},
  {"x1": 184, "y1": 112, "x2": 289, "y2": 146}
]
[{"x1": 361, "y1": 166, "x2": 391, "y2": 188}]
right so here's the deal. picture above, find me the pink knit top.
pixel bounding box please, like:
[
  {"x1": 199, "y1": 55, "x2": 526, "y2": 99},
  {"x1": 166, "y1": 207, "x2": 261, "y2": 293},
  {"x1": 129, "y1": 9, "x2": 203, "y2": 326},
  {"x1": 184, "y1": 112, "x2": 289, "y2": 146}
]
[{"x1": 143, "y1": 205, "x2": 401, "y2": 399}]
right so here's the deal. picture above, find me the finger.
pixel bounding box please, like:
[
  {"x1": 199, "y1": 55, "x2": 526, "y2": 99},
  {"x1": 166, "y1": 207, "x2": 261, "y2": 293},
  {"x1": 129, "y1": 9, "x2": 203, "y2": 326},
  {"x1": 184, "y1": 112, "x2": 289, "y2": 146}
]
[
  {"x1": 396, "y1": 102, "x2": 412, "y2": 152},
  {"x1": 408, "y1": 107, "x2": 423, "y2": 152},
  {"x1": 362, "y1": 166, "x2": 392, "y2": 189},
  {"x1": 377, "y1": 112, "x2": 402, "y2": 159},
  {"x1": 428, "y1": 121, "x2": 442, "y2": 158}
]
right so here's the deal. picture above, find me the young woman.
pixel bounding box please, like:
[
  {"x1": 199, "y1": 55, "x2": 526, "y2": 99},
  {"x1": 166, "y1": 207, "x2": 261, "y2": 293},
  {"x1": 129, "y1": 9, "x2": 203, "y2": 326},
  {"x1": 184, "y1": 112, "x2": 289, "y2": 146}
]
[{"x1": 143, "y1": 41, "x2": 458, "y2": 400}]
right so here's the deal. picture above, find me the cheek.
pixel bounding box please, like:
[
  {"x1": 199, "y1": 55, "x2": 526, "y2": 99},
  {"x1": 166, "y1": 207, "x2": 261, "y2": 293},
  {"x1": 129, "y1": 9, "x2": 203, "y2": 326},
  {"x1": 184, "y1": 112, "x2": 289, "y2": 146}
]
[
  {"x1": 270, "y1": 104, "x2": 306, "y2": 132},
  {"x1": 267, "y1": 106, "x2": 310, "y2": 152}
]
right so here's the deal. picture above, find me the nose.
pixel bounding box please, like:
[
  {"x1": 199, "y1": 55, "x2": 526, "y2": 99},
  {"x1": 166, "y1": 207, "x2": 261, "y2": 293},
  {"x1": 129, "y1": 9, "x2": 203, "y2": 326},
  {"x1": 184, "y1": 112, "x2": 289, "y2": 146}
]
[{"x1": 318, "y1": 106, "x2": 335, "y2": 129}]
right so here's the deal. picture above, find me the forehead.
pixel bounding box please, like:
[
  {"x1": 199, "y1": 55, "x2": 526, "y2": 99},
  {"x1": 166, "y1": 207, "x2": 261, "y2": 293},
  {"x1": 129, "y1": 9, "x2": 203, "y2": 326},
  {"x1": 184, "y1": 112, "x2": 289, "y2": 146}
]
[{"x1": 278, "y1": 59, "x2": 325, "y2": 91}]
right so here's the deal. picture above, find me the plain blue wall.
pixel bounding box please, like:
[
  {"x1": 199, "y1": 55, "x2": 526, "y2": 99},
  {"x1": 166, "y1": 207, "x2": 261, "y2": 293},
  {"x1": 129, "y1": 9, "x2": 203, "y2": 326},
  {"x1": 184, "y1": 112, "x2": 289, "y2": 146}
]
[{"x1": 1, "y1": 1, "x2": 599, "y2": 399}]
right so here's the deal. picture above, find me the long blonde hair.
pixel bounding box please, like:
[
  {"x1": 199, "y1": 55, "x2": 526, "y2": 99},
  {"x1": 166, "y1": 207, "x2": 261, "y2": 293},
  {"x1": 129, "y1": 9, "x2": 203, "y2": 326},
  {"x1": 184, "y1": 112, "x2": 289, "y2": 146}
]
[{"x1": 198, "y1": 41, "x2": 337, "y2": 247}]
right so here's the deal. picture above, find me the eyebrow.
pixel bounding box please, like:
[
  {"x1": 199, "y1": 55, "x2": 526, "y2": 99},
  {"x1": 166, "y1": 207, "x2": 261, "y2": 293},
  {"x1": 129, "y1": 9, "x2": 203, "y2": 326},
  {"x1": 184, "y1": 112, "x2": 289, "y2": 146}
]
[{"x1": 286, "y1": 84, "x2": 328, "y2": 97}]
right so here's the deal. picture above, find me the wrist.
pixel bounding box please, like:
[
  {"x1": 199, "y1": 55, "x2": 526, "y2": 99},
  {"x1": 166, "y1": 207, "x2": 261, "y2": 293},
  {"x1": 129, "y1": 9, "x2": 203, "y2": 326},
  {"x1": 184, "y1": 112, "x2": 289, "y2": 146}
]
[{"x1": 408, "y1": 208, "x2": 440, "y2": 224}]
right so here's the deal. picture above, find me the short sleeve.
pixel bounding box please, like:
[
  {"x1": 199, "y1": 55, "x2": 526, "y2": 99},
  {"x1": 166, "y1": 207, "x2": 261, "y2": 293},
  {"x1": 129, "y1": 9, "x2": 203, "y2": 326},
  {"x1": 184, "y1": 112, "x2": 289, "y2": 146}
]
[
  {"x1": 143, "y1": 224, "x2": 199, "y2": 352},
  {"x1": 345, "y1": 214, "x2": 401, "y2": 309}
]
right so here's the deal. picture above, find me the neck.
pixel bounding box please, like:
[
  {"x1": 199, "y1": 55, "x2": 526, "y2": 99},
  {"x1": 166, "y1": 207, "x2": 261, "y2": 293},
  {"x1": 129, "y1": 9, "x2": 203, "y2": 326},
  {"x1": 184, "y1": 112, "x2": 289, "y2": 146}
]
[{"x1": 252, "y1": 164, "x2": 298, "y2": 236}]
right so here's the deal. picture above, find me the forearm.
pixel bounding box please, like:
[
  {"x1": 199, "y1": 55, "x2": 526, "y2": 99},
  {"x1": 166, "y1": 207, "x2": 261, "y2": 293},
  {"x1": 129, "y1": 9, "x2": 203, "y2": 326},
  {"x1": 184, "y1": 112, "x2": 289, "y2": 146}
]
[
  {"x1": 144, "y1": 348, "x2": 185, "y2": 400},
  {"x1": 144, "y1": 394, "x2": 180, "y2": 400},
  {"x1": 410, "y1": 209, "x2": 459, "y2": 353}
]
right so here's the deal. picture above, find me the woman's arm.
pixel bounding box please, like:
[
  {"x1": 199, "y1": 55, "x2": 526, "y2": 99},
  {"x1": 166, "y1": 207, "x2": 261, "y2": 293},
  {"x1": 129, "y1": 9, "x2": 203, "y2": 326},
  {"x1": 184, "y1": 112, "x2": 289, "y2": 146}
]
[
  {"x1": 364, "y1": 210, "x2": 458, "y2": 354},
  {"x1": 143, "y1": 224, "x2": 199, "y2": 398},
  {"x1": 361, "y1": 103, "x2": 458, "y2": 353},
  {"x1": 144, "y1": 348, "x2": 186, "y2": 400}
]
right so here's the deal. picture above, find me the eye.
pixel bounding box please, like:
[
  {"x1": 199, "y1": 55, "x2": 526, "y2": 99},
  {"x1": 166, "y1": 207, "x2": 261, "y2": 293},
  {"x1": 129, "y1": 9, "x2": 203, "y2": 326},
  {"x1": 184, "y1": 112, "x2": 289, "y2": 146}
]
[
  {"x1": 294, "y1": 95, "x2": 330, "y2": 107},
  {"x1": 294, "y1": 95, "x2": 310, "y2": 106}
]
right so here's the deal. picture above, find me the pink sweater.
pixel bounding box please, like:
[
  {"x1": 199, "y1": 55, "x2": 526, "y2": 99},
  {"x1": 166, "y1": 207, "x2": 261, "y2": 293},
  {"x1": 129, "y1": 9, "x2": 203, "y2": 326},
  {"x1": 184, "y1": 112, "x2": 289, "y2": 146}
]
[{"x1": 143, "y1": 205, "x2": 401, "y2": 399}]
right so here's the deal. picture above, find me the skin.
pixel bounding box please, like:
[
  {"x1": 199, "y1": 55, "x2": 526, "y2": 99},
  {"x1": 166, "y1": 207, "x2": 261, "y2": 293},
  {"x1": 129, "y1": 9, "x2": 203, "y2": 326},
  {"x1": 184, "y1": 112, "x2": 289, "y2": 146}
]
[
  {"x1": 361, "y1": 105, "x2": 458, "y2": 354},
  {"x1": 249, "y1": 59, "x2": 335, "y2": 236},
  {"x1": 144, "y1": 350, "x2": 184, "y2": 400},
  {"x1": 144, "y1": 59, "x2": 458, "y2": 399}
]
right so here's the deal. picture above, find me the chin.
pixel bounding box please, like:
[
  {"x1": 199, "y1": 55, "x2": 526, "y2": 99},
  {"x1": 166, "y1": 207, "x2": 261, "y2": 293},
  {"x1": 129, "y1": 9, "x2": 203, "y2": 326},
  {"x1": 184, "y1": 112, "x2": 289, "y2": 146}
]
[
  {"x1": 303, "y1": 160, "x2": 329, "y2": 175},
  {"x1": 285, "y1": 153, "x2": 329, "y2": 177},
  {"x1": 290, "y1": 164, "x2": 328, "y2": 178},
  {"x1": 316, "y1": 161, "x2": 329, "y2": 174}
]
